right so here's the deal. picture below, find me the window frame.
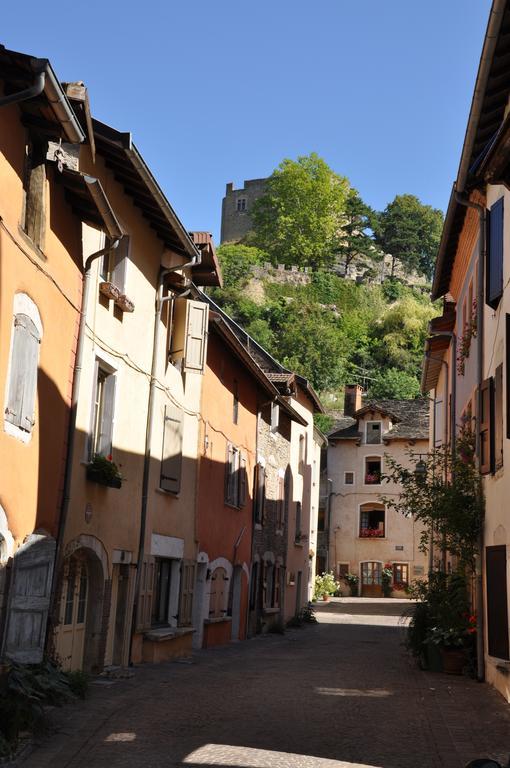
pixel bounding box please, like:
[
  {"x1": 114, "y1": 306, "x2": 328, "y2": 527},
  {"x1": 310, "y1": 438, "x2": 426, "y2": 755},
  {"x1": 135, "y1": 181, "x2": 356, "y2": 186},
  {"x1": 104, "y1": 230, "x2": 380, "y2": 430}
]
[
  {"x1": 89, "y1": 360, "x2": 117, "y2": 460},
  {"x1": 364, "y1": 456, "x2": 382, "y2": 485},
  {"x1": 359, "y1": 504, "x2": 385, "y2": 539},
  {"x1": 344, "y1": 471, "x2": 355, "y2": 485},
  {"x1": 365, "y1": 421, "x2": 382, "y2": 445}
]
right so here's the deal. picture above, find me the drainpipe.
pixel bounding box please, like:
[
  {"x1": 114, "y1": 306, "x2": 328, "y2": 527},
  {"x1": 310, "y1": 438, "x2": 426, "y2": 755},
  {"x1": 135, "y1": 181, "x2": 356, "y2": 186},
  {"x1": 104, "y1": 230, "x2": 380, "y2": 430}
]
[
  {"x1": 455, "y1": 192, "x2": 486, "y2": 683},
  {"x1": 130, "y1": 251, "x2": 199, "y2": 663},
  {"x1": 0, "y1": 70, "x2": 45, "y2": 108},
  {"x1": 325, "y1": 478, "x2": 333, "y2": 573}
]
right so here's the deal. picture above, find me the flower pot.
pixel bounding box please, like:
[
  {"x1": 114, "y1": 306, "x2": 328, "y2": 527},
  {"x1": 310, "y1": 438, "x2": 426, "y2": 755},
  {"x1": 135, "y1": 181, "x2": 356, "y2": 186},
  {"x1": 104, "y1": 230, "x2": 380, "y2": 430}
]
[
  {"x1": 440, "y1": 646, "x2": 467, "y2": 675},
  {"x1": 115, "y1": 294, "x2": 135, "y2": 313},
  {"x1": 425, "y1": 640, "x2": 443, "y2": 672},
  {"x1": 86, "y1": 466, "x2": 122, "y2": 489},
  {"x1": 322, "y1": 595, "x2": 330, "y2": 602},
  {"x1": 99, "y1": 281, "x2": 121, "y2": 301}
]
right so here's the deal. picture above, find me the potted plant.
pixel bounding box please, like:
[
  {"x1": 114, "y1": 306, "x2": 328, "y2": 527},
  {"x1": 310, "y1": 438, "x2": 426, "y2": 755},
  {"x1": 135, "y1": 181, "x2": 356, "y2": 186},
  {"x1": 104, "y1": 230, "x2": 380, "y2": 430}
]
[
  {"x1": 86, "y1": 454, "x2": 122, "y2": 489},
  {"x1": 345, "y1": 572, "x2": 359, "y2": 596},
  {"x1": 427, "y1": 626, "x2": 469, "y2": 675},
  {"x1": 381, "y1": 564, "x2": 393, "y2": 597},
  {"x1": 313, "y1": 571, "x2": 338, "y2": 602}
]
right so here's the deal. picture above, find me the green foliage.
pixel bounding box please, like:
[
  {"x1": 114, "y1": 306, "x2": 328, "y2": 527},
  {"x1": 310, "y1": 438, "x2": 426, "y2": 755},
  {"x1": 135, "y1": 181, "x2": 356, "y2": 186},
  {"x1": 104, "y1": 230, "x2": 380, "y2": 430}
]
[
  {"x1": 374, "y1": 194, "x2": 443, "y2": 279},
  {"x1": 65, "y1": 669, "x2": 89, "y2": 699},
  {"x1": 335, "y1": 188, "x2": 379, "y2": 272},
  {"x1": 313, "y1": 571, "x2": 339, "y2": 600},
  {"x1": 0, "y1": 660, "x2": 74, "y2": 757},
  {"x1": 382, "y1": 428, "x2": 483, "y2": 569},
  {"x1": 369, "y1": 368, "x2": 421, "y2": 399},
  {"x1": 216, "y1": 243, "x2": 267, "y2": 289},
  {"x1": 314, "y1": 413, "x2": 335, "y2": 434},
  {"x1": 251, "y1": 153, "x2": 350, "y2": 269}
]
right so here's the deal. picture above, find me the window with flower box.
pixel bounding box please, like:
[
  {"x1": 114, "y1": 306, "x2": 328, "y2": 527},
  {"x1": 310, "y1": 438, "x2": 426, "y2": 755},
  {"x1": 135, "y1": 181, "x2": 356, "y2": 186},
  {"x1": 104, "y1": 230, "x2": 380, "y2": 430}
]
[
  {"x1": 359, "y1": 504, "x2": 385, "y2": 538},
  {"x1": 364, "y1": 457, "x2": 381, "y2": 485}
]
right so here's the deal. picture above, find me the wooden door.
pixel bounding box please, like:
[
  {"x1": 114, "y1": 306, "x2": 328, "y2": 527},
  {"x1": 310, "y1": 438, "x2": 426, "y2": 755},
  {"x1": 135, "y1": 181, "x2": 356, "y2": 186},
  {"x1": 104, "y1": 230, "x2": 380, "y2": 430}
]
[
  {"x1": 361, "y1": 562, "x2": 382, "y2": 597},
  {"x1": 55, "y1": 557, "x2": 88, "y2": 671},
  {"x1": 2, "y1": 534, "x2": 55, "y2": 663},
  {"x1": 486, "y1": 546, "x2": 509, "y2": 659}
]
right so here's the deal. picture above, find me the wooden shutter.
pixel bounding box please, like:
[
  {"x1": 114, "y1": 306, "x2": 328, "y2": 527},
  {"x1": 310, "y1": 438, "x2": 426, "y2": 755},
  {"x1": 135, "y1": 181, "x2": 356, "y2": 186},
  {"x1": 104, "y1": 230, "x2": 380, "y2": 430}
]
[
  {"x1": 160, "y1": 405, "x2": 183, "y2": 493},
  {"x1": 479, "y1": 377, "x2": 494, "y2": 475},
  {"x1": 2, "y1": 534, "x2": 55, "y2": 663},
  {"x1": 506, "y1": 315, "x2": 510, "y2": 439},
  {"x1": 239, "y1": 453, "x2": 247, "y2": 507},
  {"x1": 178, "y1": 560, "x2": 195, "y2": 627},
  {"x1": 487, "y1": 198, "x2": 504, "y2": 309},
  {"x1": 136, "y1": 556, "x2": 155, "y2": 631},
  {"x1": 495, "y1": 364, "x2": 504, "y2": 471},
  {"x1": 486, "y1": 546, "x2": 509, "y2": 659},
  {"x1": 184, "y1": 300, "x2": 209, "y2": 373},
  {"x1": 112, "y1": 236, "x2": 129, "y2": 292},
  {"x1": 98, "y1": 373, "x2": 116, "y2": 456},
  {"x1": 5, "y1": 314, "x2": 40, "y2": 431}
]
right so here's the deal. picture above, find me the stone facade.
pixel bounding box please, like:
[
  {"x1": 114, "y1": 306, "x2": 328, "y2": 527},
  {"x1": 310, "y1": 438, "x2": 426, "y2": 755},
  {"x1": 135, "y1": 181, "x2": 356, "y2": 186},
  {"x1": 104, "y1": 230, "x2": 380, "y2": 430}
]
[
  {"x1": 248, "y1": 403, "x2": 292, "y2": 635},
  {"x1": 220, "y1": 178, "x2": 267, "y2": 243}
]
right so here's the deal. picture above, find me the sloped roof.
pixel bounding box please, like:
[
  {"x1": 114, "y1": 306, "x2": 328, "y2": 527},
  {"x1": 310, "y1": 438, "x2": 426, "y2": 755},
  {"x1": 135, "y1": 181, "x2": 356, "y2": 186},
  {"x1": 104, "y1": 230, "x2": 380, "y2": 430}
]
[{"x1": 329, "y1": 399, "x2": 429, "y2": 442}]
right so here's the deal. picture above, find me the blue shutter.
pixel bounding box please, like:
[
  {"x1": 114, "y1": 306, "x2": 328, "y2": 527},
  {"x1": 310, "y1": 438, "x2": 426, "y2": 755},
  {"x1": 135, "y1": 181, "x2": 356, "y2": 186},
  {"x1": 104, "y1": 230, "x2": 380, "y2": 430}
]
[{"x1": 487, "y1": 198, "x2": 504, "y2": 309}]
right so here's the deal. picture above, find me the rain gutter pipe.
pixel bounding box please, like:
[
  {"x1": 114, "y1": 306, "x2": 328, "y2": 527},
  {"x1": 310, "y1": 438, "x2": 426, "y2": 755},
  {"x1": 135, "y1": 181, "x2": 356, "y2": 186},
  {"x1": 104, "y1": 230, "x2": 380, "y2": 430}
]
[
  {"x1": 455, "y1": 192, "x2": 486, "y2": 683},
  {"x1": 130, "y1": 250, "x2": 200, "y2": 662}
]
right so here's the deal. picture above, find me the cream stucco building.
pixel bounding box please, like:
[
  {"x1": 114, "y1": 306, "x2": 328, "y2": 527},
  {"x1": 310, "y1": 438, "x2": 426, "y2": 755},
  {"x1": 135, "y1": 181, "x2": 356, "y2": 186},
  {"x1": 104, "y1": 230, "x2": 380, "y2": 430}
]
[{"x1": 327, "y1": 387, "x2": 429, "y2": 597}]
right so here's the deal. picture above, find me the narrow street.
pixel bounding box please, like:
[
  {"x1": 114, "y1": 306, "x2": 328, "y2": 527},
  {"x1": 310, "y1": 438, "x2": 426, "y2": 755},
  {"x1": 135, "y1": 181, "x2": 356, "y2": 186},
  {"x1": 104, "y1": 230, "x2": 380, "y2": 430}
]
[{"x1": 23, "y1": 600, "x2": 510, "y2": 768}]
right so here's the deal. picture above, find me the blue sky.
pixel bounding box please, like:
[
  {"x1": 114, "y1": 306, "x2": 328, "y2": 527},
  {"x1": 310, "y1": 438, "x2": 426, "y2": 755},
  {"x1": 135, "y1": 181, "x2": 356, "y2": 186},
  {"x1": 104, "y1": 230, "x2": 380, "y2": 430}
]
[{"x1": 3, "y1": 1, "x2": 492, "y2": 241}]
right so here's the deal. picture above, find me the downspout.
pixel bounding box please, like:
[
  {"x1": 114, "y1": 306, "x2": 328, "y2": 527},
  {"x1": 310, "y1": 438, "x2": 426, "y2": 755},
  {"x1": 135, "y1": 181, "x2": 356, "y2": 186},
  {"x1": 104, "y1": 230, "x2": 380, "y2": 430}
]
[
  {"x1": 424, "y1": 353, "x2": 449, "y2": 573},
  {"x1": 455, "y1": 192, "x2": 486, "y2": 683},
  {"x1": 325, "y1": 478, "x2": 333, "y2": 573},
  {"x1": 130, "y1": 251, "x2": 199, "y2": 662},
  {"x1": 0, "y1": 71, "x2": 45, "y2": 107}
]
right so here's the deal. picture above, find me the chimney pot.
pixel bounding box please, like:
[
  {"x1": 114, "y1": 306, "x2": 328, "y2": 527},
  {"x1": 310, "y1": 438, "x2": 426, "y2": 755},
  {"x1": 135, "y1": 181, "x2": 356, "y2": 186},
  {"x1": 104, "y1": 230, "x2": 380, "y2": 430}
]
[{"x1": 344, "y1": 384, "x2": 363, "y2": 417}]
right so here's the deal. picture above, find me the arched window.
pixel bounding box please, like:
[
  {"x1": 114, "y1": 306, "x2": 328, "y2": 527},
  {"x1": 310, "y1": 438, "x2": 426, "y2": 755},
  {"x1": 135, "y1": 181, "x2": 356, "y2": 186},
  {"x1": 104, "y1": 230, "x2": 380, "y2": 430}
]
[
  {"x1": 5, "y1": 296, "x2": 42, "y2": 439},
  {"x1": 209, "y1": 567, "x2": 228, "y2": 618},
  {"x1": 359, "y1": 502, "x2": 385, "y2": 538}
]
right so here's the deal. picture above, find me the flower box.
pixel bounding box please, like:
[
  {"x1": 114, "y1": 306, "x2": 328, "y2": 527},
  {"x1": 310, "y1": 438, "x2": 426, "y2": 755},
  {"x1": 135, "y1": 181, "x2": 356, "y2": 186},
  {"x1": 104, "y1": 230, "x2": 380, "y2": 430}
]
[
  {"x1": 360, "y1": 528, "x2": 384, "y2": 538},
  {"x1": 364, "y1": 473, "x2": 381, "y2": 485},
  {"x1": 115, "y1": 294, "x2": 135, "y2": 313},
  {"x1": 86, "y1": 454, "x2": 122, "y2": 489},
  {"x1": 99, "y1": 281, "x2": 121, "y2": 301}
]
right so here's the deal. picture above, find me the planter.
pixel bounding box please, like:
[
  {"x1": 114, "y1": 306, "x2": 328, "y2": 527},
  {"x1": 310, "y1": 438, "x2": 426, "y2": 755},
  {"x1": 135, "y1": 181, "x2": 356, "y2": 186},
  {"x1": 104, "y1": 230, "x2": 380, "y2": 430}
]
[
  {"x1": 115, "y1": 294, "x2": 135, "y2": 313},
  {"x1": 349, "y1": 585, "x2": 359, "y2": 597},
  {"x1": 86, "y1": 466, "x2": 122, "y2": 489},
  {"x1": 99, "y1": 281, "x2": 121, "y2": 301},
  {"x1": 321, "y1": 595, "x2": 330, "y2": 602},
  {"x1": 425, "y1": 640, "x2": 443, "y2": 672},
  {"x1": 440, "y1": 646, "x2": 467, "y2": 675}
]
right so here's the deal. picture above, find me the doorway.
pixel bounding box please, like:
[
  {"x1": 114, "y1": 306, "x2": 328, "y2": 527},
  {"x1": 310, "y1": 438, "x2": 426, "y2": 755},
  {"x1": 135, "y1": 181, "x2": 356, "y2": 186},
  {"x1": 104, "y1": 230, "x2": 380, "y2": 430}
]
[
  {"x1": 361, "y1": 561, "x2": 382, "y2": 597},
  {"x1": 55, "y1": 555, "x2": 88, "y2": 671}
]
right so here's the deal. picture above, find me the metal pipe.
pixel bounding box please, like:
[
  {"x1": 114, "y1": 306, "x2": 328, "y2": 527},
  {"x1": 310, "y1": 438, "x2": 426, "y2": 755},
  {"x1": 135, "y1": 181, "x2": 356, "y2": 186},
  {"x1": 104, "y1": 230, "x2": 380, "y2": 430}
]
[
  {"x1": 455, "y1": 192, "x2": 486, "y2": 683},
  {"x1": 0, "y1": 71, "x2": 45, "y2": 108},
  {"x1": 130, "y1": 252, "x2": 199, "y2": 662}
]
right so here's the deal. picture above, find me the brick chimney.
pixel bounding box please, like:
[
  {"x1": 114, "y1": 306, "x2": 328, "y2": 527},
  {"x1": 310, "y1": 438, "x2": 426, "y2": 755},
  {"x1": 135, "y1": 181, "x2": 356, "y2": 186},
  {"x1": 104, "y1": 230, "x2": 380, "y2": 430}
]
[{"x1": 344, "y1": 384, "x2": 363, "y2": 417}]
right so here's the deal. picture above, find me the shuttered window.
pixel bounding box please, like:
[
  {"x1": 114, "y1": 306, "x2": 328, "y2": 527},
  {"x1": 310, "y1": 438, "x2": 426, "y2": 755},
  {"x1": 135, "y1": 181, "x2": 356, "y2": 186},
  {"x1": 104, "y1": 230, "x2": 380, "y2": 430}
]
[
  {"x1": 506, "y1": 315, "x2": 510, "y2": 439},
  {"x1": 270, "y1": 402, "x2": 279, "y2": 433},
  {"x1": 5, "y1": 313, "x2": 41, "y2": 433},
  {"x1": 487, "y1": 197, "x2": 504, "y2": 309},
  {"x1": 494, "y1": 364, "x2": 504, "y2": 471},
  {"x1": 295, "y1": 501, "x2": 302, "y2": 542},
  {"x1": 160, "y1": 405, "x2": 183, "y2": 494},
  {"x1": 22, "y1": 139, "x2": 46, "y2": 249},
  {"x1": 253, "y1": 463, "x2": 266, "y2": 524},
  {"x1": 91, "y1": 364, "x2": 116, "y2": 457},
  {"x1": 112, "y1": 236, "x2": 129, "y2": 292},
  {"x1": 170, "y1": 299, "x2": 209, "y2": 374},
  {"x1": 479, "y1": 377, "x2": 494, "y2": 475},
  {"x1": 136, "y1": 557, "x2": 155, "y2": 631},
  {"x1": 178, "y1": 560, "x2": 195, "y2": 627},
  {"x1": 486, "y1": 546, "x2": 509, "y2": 660},
  {"x1": 225, "y1": 443, "x2": 246, "y2": 508}
]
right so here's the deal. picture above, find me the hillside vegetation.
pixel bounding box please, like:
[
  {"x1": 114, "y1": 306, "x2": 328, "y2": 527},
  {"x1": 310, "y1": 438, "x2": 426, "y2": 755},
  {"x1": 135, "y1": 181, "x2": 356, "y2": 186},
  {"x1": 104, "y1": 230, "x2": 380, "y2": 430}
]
[{"x1": 210, "y1": 154, "x2": 441, "y2": 420}]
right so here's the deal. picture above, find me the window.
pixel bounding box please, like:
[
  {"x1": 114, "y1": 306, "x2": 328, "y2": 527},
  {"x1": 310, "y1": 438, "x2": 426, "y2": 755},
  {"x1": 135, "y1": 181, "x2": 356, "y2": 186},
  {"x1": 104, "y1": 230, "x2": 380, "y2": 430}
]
[
  {"x1": 507, "y1": 315, "x2": 510, "y2": 439},
  {"x1": 160, "y1": 405, "x2": 183, "y2": 494},
  {"x1": 276, "y1": 471, "x2": 285, "y2": 530},
  {"x1": 236, "y1": 197, "x2": 247, "y2": 212},
  {"x1": 295, "y1": 501, "x2": 302, "y2": 543},
  {"x1": 274, "y1": 565, "x2": 281, "y2": 609},
  {"x1": 479, "y1": 377, "x2": 494, "y2": 475},
  {"x1": 5, "y1": 312, "x2": 41, "y2": 435},
  {"x1": 91, "y1": 364, "x2": 116, "y2": 457},
  {"x1": 494, "y1": 364, "x2": 503, "y2": 472},
  {"x1": 344, "y1": 471, "x2": 354, "y2": 485},
  {"x1": 225, "y1": 443, "x2": 247, "y2": 508},
  {"x1": 366, "y1": 421, "x2": 381, "y2": 444},
  {"x1": 486, "y1": 546, "x2": 509, "y2": 660},
  {"x1": 298, "y1": 433, "x2": 306, "y2": 473},
  {"x1": 170, "y1": 299, "x2": 209, "y2": 374},
  {"x1": 392, "y1": 563, "x2": 409, "y2": 589},
  {"x1": 338, "y1": 563, "x2": 349, "y2": 579},
  {"x1": 360, "y1": 504, "x2": 385, "y2": 538},
  {"x1": 152, "y1": 558, "x2": 172, "y2": 626},
  {"x1": 364, "y1": 457, "x2": 381, "y2": 484},
  {"x1": 253, "y1": 463, "x2": 266, "y2": 524},
  {"x1": 100, "y1": 235, "x2": 129, "y2": 290},
  {"x1": 22, "y1": 137, "x2": 46, "y2": 249},
  {"x1": 487, "y1": 197, "x2": 504, "y2": 310},
  {"x1": 270, "y1": 402, "x2": 279, "y2": 433},
  {"x1": 233, "y1": 380, "x2": 239, "y2": 424},
  {"x1": 263, "y1": 561, "x2": 275, "y2": 609},
  {"x1": 210, "y1": 567, "x2": 228, "y2": 618}
]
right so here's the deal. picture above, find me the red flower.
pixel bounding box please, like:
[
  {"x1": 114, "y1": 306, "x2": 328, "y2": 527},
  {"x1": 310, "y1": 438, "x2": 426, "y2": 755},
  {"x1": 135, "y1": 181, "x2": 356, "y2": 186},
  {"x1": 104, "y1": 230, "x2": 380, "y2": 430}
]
[{"x1": 107, "y1": 454, "x2": 113, "y2": 462}]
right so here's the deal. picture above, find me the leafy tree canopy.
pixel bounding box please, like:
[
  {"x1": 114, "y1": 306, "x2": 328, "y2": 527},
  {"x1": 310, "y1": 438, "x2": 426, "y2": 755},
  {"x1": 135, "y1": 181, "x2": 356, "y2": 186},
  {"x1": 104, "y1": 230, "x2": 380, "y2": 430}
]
[
  {"x1": 335, "y1": 189, "x2": 379, "y2": 273},
  {"x1": 250, "y1": 153, "x2": 349, "y2": 269},
  {"x1": 369, "y1": 368, "x2": 421, "y2": 399},
  {"x1": 217, "y1": 243, "x2": 267, "y2": 288},
  {"x1": 374, "y1": 194, "x2": 443, "y2": 279}
]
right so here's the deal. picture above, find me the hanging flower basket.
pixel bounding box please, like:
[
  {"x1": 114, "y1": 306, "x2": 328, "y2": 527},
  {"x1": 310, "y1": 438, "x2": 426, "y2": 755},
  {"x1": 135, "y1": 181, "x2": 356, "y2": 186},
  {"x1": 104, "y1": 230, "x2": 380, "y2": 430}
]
[
  {"x1": 115, "y1": 294, "x2": 135, "y2": 313},
  {"x1": 86, "y1": 454, "x2": 122, "y2": 489},
  {"x1": 99, "y1": 281, "x2": 121, "y2": 301}
]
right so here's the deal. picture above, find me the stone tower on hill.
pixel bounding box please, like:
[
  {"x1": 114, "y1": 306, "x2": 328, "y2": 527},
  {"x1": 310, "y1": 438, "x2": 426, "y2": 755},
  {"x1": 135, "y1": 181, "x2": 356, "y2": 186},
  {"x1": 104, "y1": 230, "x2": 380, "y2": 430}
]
[{"x1": 220, "y1": 178, "x2": 267, "y2": 243}]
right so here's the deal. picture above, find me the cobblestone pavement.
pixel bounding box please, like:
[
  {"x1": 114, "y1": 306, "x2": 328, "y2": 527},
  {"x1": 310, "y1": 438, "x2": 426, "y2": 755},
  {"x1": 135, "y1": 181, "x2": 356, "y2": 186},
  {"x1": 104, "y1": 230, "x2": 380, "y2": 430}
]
[{"x1": 21, "y1": 599, "x2": 510, "y2": 768}]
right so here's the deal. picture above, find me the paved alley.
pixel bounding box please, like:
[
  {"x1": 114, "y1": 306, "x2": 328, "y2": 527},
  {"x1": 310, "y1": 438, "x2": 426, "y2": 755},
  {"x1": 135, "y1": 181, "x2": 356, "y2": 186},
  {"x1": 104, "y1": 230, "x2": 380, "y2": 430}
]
[{"x1": 22, "y1": 600, "x2": 510, "y2": 768}]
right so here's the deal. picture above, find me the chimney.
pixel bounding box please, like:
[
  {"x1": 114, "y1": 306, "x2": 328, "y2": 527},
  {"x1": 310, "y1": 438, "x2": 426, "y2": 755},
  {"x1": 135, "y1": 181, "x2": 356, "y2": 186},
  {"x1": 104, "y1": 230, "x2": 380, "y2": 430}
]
[{"x1": 344, "y1": 384, "x2": 363, "y2": 417}]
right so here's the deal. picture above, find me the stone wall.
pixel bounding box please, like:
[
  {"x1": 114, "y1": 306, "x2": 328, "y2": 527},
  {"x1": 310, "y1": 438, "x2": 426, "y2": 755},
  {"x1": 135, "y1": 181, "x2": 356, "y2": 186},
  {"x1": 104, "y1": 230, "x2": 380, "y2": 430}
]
[{"x1": 220, "y1": 178, "x2": 267, "y2": 243}]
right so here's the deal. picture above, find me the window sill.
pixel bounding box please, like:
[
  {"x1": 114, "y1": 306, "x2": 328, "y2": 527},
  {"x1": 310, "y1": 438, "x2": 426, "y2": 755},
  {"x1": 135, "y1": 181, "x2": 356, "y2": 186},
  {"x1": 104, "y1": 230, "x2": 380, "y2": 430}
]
[
  {"x1": 144, "y1": 626, "x2": 194, "y2": 642},
  {"x1": 156, "y1": 487, "x2": 180, "y2": 498},
  {"x1": 294, "y1": 541, "x2": 304, "y2": 548},
  {"x1": 204, "y1": 616, "x2": 232, "y2": 625}
]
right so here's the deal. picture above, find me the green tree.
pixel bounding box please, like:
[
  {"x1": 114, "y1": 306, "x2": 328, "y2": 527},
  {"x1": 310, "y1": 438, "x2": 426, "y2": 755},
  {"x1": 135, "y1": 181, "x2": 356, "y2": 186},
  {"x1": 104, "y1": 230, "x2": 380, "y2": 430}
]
[
  {"x1": 251, "y1": 153, "x2": 349, "y2": 269},
  {"x1": 369, "y1": 368, "x2": 421, "y2": 399},
  {"x1": 335, "y1": 189, "x2": 379, "y2": 274},
  {"x1": 372, "y1": 295, "x2": 437, "y2": 374},
  {"x1": 216, "y1": 243, "x2": 267, "y2": 289},
  {"x1": 374, "y1": 194, "x2": 443, "y2": 279}
]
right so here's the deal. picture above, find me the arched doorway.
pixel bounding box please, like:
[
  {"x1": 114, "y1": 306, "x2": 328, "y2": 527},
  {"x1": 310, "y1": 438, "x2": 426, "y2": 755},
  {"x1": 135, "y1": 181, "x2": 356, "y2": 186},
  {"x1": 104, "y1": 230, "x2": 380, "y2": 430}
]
[{"x1": 55, "y1": 539, "x2": 107, "y2": 673}]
